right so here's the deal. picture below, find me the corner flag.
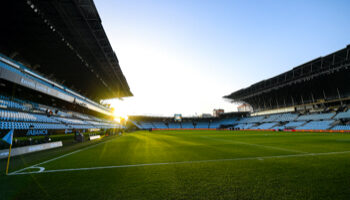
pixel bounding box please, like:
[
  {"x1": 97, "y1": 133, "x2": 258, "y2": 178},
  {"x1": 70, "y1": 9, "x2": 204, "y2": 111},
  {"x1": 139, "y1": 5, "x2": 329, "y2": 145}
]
[
  {"x1": 2, "y1": 129, "x2": 14, "y2": 145},
  {"x1": 2, "y1": 129, "x2": 14, "y2": 175}
]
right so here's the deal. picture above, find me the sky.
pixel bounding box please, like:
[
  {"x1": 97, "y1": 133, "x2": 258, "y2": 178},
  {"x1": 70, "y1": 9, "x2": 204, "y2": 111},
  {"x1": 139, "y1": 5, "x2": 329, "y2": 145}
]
[{"x1": 95, "y1": 0, "x2": 350, "y2": 117}]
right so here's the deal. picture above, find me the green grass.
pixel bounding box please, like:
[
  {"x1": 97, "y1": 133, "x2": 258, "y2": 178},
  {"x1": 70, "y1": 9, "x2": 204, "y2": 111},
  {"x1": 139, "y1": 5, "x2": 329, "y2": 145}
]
[{"x1": 1, "y1": 130, "x2": 350, "y2": 199}]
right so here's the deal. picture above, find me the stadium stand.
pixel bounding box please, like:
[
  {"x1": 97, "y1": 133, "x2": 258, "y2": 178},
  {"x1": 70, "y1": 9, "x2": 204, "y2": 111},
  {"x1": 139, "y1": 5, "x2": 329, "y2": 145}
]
[
  {"x1": 209, "y1": 120, "x2": 222, "y2": 129},
  {"x1": 181, "y1": 122, "x2": 195, "y2": 129},
  {"x1": 195, "y1": 122, "x2": 209, "y2": 129},
  {"x1": 254, "y1": 122, "x2": 278, "y2": 129},
  {"x1": 237, "y1": 116, "x2": 265, "y2": 124},
  {"x1": 295, "y1": 120, "x2": 334, "y2": 130},
  {"x1": 332, "y1": 125, "x2": 350, "y2": 130},
  {"x1": 296, "y1": 113, "x2": 335, "y2": 121},
  {"x1": 129, "y1": 107, "x2": 350, "y2": 132},
  {"x1": 139, "y1": 122, "x2": 155, "y2": 129},
  {"x1": 0, "y1": 96, "x2": 121, "y2": 131},
  {"x1": 222, "y1": 45, "x2": 350, "y2": 132},
  {"x1": 234, "y1": 123, "x2": 255, "y2": 130},
  {"x1": 334, "y1": 110, "x2": 350, "y2": 119},
  {"x1": 261, "y1": 113, "x2": 299, "y2": 122},
  {"x1": 168, "y1": 123, "x2": 182, "y2": 129},
  {"x1": 218, "y1": 117, "x2": 238, "y2": 125},
  {"x1": 283, "y1": 121, "x2": 307, "y2": 129},
  {"x1": 0, "y1": 0, "x2": 129, "y2": 141},
  {"x1": 128, "y1": 47, "x2": 350, "y2": 132},
  {"x1": 153, "y1": 122, "x2": 168, "y2": 129}
]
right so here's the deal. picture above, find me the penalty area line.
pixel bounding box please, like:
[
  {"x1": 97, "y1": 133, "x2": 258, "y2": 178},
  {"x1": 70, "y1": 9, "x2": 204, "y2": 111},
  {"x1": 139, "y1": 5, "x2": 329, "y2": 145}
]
[{"x1": 9, "y1": 150, "x2": 350, "y2": 175}]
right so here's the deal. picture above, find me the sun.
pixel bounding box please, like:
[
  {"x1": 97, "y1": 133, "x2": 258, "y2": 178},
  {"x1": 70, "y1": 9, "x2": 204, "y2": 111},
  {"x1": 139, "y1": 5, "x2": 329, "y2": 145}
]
[{"x1": 112, "y1": 109, "x2": 128, "y2": 123}]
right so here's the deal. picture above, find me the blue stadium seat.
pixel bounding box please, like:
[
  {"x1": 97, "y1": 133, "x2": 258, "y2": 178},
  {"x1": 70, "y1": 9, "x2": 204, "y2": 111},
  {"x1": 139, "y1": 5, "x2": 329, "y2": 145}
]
[
  {"x1": 295, "y1": 120, "x2": 334, "y2": 130},
  {"x1": 334, "y1": 110, "x2": 350, "y2": 119}
]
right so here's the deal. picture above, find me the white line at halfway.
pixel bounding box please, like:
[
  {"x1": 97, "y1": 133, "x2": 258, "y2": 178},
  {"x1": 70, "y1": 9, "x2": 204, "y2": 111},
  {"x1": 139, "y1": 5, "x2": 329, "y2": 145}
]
[
  {"x1": 9, "y1": 150, "x2": 350, "y2": 175},
  {"x1": 9, "y1": 137, "x2": 117, "y2": 175}
]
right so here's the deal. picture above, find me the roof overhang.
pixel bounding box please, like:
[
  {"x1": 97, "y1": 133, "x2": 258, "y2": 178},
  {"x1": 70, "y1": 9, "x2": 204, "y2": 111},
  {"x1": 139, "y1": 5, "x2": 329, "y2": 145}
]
[
  {"x1": 224, "y1": 45, "x2": 350, "y2": 111},
  {"x1": 0, "y1": 0, "x2": 132, "y2": 100}
]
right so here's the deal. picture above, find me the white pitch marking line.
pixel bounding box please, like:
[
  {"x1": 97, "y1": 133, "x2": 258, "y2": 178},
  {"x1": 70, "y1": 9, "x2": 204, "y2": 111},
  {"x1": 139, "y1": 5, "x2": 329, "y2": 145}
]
[
  {"x1": 9, "y1": 150, "x2": 350, "y2": 175},
  {"x1": 25, "y1": 166, "x2": 45, "y2": 173},
  {"x1": 9, "y1": 137, "x2": 118, "y2": 175}
]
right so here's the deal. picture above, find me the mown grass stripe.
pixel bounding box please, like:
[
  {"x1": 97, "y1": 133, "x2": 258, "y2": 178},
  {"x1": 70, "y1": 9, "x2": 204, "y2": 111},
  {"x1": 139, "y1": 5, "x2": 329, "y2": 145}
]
[{"x1": 10, "y1": 150, "x2": 350, "y2": 175}]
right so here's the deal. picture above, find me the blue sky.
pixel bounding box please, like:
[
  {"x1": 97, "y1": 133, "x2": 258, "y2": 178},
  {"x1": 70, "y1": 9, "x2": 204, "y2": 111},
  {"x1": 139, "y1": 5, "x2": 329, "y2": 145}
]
[{"x1": 96, "y1": 0, "x2": 350, "y2": 117}]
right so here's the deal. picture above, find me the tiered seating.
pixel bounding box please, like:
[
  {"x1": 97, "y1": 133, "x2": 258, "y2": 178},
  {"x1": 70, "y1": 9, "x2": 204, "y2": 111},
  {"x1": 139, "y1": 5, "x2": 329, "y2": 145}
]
[
  {"x1": 219, "y1": 117, "x2": 237, "y2": 125},
  {"x1": 0, "y1": 110, "x2": 35, "y2": 121},
  {"x1": 296, "y1": 113, "x2": 335, "y2": 121},
  {"x1": 283, "y1": 121, "x2": 306, "y2": 129},
  {"x1": 209, "y1": 121, "x2": 221, "y2": 128},
  {"x1": 90, "y1": 116, "x2": 104, "y2": 122},
  {"x1": 238, "y1": 116, "x2": 265, "y2": 124},
  {"x1": 332, "y1": 125, "x2": 350, "y2": 130},
  {"x1": 0, "y1": 98, "x2": 28, "y2": 111},
  {"x1": 273, "y1": 125, "x2": 285, "y2": 130},
  {"x1": 130, "y1": 121, "x2": 142, "y2": 129},
  {"x1": 0, "y1": 93, "x2": 119, "y2": 130},
  {"x1": 56, "y1": 111, "x2": 73, "y2": 118},
  {"x1": 131, "y1": 110, "x2": 350, "y2": 131},
  {"x1": 254, "y1": 122, "x2": 277, "y2": 129},
  {"x1": 195, "y1": 122, "x2": 209, "y2": 129},
  {"x1": 168, "y1": 123, "x2": 181, "y2": 129},
  {"x1": 278, "y1": 113, "x2": 299, "y2": 121},
  {"x1": 239, "y1": 113, "x2": 299, "y2": 124},
  {"x1": 0, "y1": 121, "x2": 68, "y2": 130},
  {"x1": 234, "y1": 123, "x2": 255, "y2": 129},
  {"x1": 86, "y1": 121, "x2": 119, "y2": 129},
  {"x1": 334, "y1": 110, "x2": 350, "y2": 119},
  {"x1": 295, "y1": 120, "x2": 334, "y2": 130},
  {"x1": 69, "y1": 124, "x2": 96, "y2": 129},
  {"x1": 261, "y1": 115, "x2": 280, "y2": 122},
  {"x1": 139, "y1": 122, "x2": 155, "y2": 129},
  {"x1": 53, "y1": 117, "x2": 88, "y2": 125},
  {"x1": 208, "y1": 117, "x2": 237, "y2": 128},
  {"x1": 73, "y1": 113, "x2": 92, "y2": 120},
  {"x1": 0, "y1": 110, "x2": 58, "y2": 123},
  {"x1": 262, "y1": 121, "x2": 305, "y2": 130},
  {"x1": 153, "y1": 122, "x2": 168, "y2": 129},
  {"x1": 181, "y1": 122, "x2": 194, "y2": 129}
]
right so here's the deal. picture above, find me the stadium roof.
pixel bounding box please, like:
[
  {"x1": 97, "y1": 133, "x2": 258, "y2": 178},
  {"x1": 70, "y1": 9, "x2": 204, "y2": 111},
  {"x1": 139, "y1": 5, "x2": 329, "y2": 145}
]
[
  {"x1": 224, "y1": 45, "x2": 350, "y2": 111},
  {"x1": 0, "y1": 0, "x2": 132, "y2": 100}
]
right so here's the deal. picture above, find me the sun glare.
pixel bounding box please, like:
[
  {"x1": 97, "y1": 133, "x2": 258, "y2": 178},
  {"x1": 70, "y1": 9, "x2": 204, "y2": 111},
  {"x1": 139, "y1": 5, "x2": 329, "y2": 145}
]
[{"x1": 112, "y1": 108, "x2": 129, "y2": 123}]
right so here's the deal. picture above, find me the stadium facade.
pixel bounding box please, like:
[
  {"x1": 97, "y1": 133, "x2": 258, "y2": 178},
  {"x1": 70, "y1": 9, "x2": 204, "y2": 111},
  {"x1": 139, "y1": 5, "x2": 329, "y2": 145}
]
[{"x1": 0, "y1": 0, "x2": 131, "y2": 138}]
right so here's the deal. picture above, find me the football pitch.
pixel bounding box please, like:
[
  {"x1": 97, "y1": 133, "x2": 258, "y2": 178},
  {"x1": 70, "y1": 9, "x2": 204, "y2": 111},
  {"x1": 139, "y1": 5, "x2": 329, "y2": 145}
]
[{"x1": 1, "y1": 130, "x2": 350, "y2": 199}]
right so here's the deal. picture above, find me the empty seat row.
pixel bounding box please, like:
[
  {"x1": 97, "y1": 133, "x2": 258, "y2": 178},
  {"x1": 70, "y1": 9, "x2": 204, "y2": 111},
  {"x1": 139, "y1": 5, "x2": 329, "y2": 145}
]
[
  {"x1": 0, "y1": 122, "x2": 68, "y2": 130},
  {"x1": 195, "y1": 122, "x2": 209, "y2": 129},
  {"x1": 181, "y1": 122, "x2": 195, "y2": 129},
  {"x1": 284, "y1": 121, "x2": 306, "y2": 128},
  {"x1": 295, "y1": 120, "x2": 334, "y2": 130},
  {"x1": 153, "y1": 122, "x2": 168, "y2": 129},
  {"x1": 238, "y1": 116, "x2": 265, "y2": 124},
  {"x1": 234, "y1": 123, "x2": 255, "y2": 129},
  {"x1": 53, "y1": 117, "x2": 89, "y2": 125},
  {"x1": 0, "y1": 99, "x2": 27, "y2": 111},
  {"x1": 0, "y1": 109, "x2": 58, "y2": 123},
  {"x1": 254, "y1": 122, "x2": 277, "y2": 129},
  {"x1": 296, "y1": 113, "x2": 335, "y2": 121},
  {"x1": 168, "y1": 123, "x2": 181, "y2": 129},
  {"x1": 334, "y1": 110, "x2": 350, "y2": 119},
  {"x1": 332, "y1": 125, "x2": 350, "y2": 130}
]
